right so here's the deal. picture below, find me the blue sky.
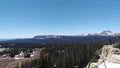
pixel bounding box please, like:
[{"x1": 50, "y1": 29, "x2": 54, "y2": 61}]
[{"x1": 0, "y1": 0, "x2": 120, "y2": 38}]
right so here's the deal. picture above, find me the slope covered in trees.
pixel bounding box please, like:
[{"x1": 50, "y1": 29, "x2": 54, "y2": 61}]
[
  {"x1": 0, "y1": 37, "x2": 117, "y2": 68},
  {"x1": 18, "y1": 43, "x2": 104, "y2": 68}
]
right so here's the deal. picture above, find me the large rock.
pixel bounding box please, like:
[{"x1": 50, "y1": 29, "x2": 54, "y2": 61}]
[{"x1": 87, "y1": 44, "x2": 120, "y2": 68}]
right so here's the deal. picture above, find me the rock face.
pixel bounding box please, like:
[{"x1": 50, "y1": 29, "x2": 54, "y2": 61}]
[{"x1": 87, "y1": 44, "x2": 120, "y2": 68}]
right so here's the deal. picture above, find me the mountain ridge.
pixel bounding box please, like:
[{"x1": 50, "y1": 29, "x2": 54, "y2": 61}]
[
  {"x1": 34, "y1": 30, "x2": 120, "y2": 39},
  {"x1": 0, "y1": 30, "x2": 119, "y2": 44}
]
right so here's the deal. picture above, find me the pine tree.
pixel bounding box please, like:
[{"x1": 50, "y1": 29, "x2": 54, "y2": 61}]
[
  {"x1": 37, "y1": 53, "x2": 51, "y2": 68},
  {"x1": 108, "y1": 38, "x2": 112, "y2": 45}
]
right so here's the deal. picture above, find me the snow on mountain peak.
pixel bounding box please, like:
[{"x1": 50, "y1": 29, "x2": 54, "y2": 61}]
[
  {"x1": 100, "y1": 30, "x2": 114, "y2": 36},
  {"x1": 87, "y1": 30, "x2": 120, "y2": 36},
  {"x1": 34, "y1": 30, "x2": 120, "y2": 39}
]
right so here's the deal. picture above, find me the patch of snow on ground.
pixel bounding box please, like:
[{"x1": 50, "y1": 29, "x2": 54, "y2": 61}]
[{"x1": 98, "y1": 61, "x2": 120, "y2": 68}]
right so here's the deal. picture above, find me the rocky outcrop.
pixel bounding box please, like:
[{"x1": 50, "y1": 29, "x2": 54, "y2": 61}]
[{"x1": 87, "y1": 44, "x2": 120, "y2": 68}]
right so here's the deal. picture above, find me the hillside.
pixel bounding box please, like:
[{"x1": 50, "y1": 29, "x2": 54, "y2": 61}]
[{"x1": 87, "y1": 43, "x2": 120, "y2": 68}]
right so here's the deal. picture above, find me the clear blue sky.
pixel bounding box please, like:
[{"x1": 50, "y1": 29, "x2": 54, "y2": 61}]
[{"x1": 0, "y1": 0, "x2": 120, "y2": 38}]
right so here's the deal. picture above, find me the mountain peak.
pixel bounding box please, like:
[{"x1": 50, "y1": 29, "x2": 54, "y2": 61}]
[
  {"x1": 100, "y1": 30, "x2": 114, "y2": 36},
  {"x1": 101, "y1": 30, "x2": 113, "y2": 33},
  {"x1": 33, "y1": 30, "x2": 120, "y2": 39},
  {"x1": 87, "y1": 30, "x2": 120, "y2": 36}
]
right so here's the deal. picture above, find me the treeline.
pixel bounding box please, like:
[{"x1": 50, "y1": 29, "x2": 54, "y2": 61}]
[
  {"x1": 19, "y1": 42, "x2": 104, "y2": 68},
  {"x1": 0, "y1": 38, "x2": 115, "y2": 68}
]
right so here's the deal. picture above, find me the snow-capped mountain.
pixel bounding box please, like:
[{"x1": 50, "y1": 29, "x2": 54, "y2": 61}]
[
  {"x1": 100, "y1": 30, "x2": 114, "y2": 36},
  {"x1": 88, "y1": 30, "x2": 120, "y2": 36},
  {"x1": 3, "y1": 30, "x2": 120, "y2": 44},
  {"x1": 88, "y1": 33, "x2": 99, "y2": 36},
  {"x1": 34, "y1": 35, "x2": 64, "y2": 39},
  {"x1": 34, "y1": 30, "x2": 120, "y2": 39}
]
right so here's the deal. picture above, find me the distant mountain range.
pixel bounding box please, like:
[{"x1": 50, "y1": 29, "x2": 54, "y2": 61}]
[
  {"x1": 34, "y1": 30, "x2": 120, "y2": 39},
  {"x1": 87, "y1": 30, "x2": 120, "y2": 36},
  {"x1": 0, "y1": 30, "x2": 120, "y2": 44}
]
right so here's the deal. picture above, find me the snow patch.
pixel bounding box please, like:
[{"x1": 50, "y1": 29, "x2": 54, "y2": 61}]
[{"x1": 98, "y1": 61, "x2": 120, "y2": 68}]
